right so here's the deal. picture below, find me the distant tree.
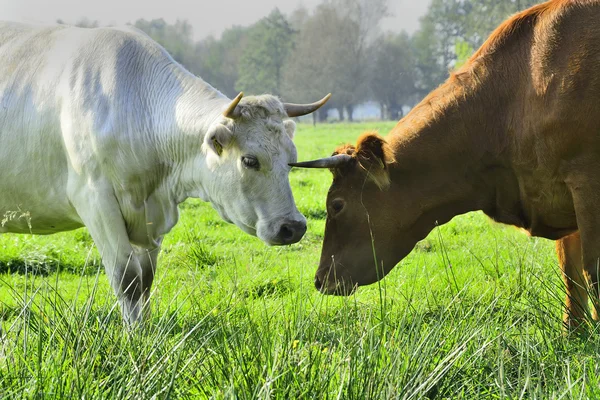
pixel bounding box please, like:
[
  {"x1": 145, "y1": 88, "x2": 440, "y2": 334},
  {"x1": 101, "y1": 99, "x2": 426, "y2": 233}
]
[
  {"x1": 332, "y1": 0, "x2": 389, "y2": 121},
  {"x1": 454, "y1": 39, "x2": 475, "y2": 69},
  {"x1": 335, "y1": 0, "x2": 388, "y2": 44},
  {"x1": 412, "y1": 19, "x2": 444, "y2": 95},
  {"x1": 194, "y1": 27, "x2": 249, "y2": 98},
  {"x1": 133, "y1": 19, "x2": 196, "y2": 71},
  {"x1": 56, "y1": 17, "x2": 100, "y2": 28},
  {"x1": 283, "y1": 0, "x2": 387, "y2": 122},
  {"x1": 370, "y1": 32, "x2": 416, "y2": 120},
  {"x1": 463, "y1": 0, "x2": 540, "y2": 48},
  {"x1": 411, "y1": 0, "x2": 538, "y2": 95},
  {"x1": 282, "y1": 4, "x2": 342, "y2": 122},
  {"x1": 235, "y1": 9, "x2": 294, "y2": 96},
  {"x1": 288, "y1": 6, "x2": 310, "y2": 33},
  {"x1": 411, "y1": 0, "x2": 471, "y2": 94}
]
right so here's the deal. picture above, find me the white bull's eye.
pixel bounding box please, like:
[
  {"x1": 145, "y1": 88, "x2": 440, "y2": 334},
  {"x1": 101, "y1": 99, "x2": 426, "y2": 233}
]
[{"x1": 241, "y1": 155, "x2": 260, "y2": 170}]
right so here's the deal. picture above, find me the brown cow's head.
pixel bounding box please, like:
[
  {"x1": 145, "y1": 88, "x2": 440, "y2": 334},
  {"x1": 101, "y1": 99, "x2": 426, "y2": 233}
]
[{"x1": 291, "y1": 133, "x2": 428, "y2": 295}]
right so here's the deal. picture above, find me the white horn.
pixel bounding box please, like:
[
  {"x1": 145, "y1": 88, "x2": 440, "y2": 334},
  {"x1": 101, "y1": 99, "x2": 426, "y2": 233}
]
[
  {"x1": 224, "y1": 92, "x2": 244, "y2": 119},
  {"x1": 284, "y1": 93, "x2": 331, "y2": 118}
]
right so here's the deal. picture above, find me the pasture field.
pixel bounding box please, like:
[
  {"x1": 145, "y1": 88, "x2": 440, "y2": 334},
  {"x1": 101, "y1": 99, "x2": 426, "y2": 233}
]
[{"x1": 1, "y1": 122, "x2": 600, "y2": 398}]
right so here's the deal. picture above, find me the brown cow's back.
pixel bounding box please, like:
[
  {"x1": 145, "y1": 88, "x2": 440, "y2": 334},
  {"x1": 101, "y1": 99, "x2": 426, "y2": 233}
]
[{"x1": 384, "y1": 0, "x2": 600, "y2": 240}]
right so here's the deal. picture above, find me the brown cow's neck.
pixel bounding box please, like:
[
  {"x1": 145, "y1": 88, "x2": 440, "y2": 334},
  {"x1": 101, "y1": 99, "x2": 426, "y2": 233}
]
[{"x1": 386, "y1": 63, "x2": 525, "y2": 232}]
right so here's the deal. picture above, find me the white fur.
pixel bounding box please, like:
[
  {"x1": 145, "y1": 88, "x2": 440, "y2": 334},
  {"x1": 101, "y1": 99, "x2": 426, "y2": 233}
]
[{"x1": 0, "y1": 21, "x2": 304, "y2": 323}]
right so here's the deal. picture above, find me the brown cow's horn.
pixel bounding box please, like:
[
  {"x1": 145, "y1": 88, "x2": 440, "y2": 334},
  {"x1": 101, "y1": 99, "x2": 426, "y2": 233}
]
[
  {"x1": 284, "y1": 93, "x2": 332, "y2": 118},
  {"x1": 289, "y1": 154, "x2": 352, "y2": 168},
  {"x1": 224, "y1": 92, "x2": 244, "y2": 119}
]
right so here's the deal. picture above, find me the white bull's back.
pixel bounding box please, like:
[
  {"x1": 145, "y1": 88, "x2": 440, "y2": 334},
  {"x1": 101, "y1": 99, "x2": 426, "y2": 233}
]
[
  {"x1": 0, "y1": 22, "x2": 80, "y2": 233},
  {"x1": 0, "y1": 22, "x2": 178, "y2": 234}
]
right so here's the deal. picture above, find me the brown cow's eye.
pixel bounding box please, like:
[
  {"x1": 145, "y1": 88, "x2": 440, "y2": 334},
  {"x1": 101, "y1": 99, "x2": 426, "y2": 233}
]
[
  {"x1": 242, "y1": 155, "x2": 260, "y2": 170},
  {"x1": 330, "y1": 199, "x2": 345, "y2": 215}
]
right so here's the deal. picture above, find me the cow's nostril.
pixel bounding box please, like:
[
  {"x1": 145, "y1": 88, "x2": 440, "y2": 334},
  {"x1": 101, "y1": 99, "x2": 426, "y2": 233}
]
[
  {"x1": 279, "y1": 224, "x2": 294, "y2": 241},
  {"x1": 314, "y1": 276, "x2": 322, "y2": 291},
  {"x1": 277, "y1": 220, "x2": 307, "y2": 244}
]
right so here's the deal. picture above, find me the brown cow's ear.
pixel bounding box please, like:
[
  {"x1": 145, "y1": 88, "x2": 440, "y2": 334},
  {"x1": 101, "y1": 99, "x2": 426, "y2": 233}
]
[
  {"x1": 355, "y1": 133, "x2": 395, "y2": 189},
  {"x1": 332, "y1": 144, "x2": 356, "y2": 157}
]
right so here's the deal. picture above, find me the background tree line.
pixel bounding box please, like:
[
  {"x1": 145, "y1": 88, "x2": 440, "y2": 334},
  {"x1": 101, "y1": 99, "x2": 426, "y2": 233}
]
[{"x1": 63, "y1": 0, "x2": 540, "y2": 122}]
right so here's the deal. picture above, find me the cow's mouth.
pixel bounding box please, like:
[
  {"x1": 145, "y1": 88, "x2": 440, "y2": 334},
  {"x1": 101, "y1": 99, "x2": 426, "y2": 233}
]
[
  {"x1": 314, "y1": 274, "x2": 358, "y2": 296},
  {"x1": 238, "y1": 222, "x2": 257, "y2": 236}
]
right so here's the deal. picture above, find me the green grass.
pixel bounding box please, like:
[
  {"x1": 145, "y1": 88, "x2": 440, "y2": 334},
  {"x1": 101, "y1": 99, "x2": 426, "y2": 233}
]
[{"x1": 2, "y1": 122, "x2": 600, "y2": 398}]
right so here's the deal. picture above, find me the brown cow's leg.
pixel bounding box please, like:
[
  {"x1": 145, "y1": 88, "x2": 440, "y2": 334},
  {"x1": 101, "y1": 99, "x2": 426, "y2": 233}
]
[
  {"x1": 569, "y1": 184, "x2": 600, "y2": 323},
  {"x1": 556, "y1": 232, "x2": 589, "y2": 330}
]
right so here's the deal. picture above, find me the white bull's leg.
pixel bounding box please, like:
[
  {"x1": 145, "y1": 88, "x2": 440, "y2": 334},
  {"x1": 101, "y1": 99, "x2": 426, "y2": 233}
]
[
  {"x1": 132, "y1": 242, "x2": 162, "y2": 320},
  {"x1": 69, "y1": 183, "x2": 144, "y2": 324}
]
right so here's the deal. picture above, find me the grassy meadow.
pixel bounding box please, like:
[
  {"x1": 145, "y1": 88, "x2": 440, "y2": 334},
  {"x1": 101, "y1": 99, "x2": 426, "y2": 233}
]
[{"x1": 1, "y1": 122, "x2": 600, "y2": 398}]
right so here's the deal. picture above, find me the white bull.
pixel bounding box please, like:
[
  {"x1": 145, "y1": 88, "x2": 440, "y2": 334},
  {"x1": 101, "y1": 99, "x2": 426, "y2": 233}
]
[{"x1": 0, "y1": 22, "x2": 330, "y2": 323}]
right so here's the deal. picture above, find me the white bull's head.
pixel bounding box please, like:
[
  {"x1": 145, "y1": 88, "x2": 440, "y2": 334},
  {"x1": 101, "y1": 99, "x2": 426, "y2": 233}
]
[{"x1": 197, "y1": 92, "x2": 330, "y2": 245}]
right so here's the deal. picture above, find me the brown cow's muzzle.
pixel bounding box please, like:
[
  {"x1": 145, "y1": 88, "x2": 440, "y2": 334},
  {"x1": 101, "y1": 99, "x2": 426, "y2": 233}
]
[{"x1": 314, "y1": 270, "x2": 357, "y2": 296}]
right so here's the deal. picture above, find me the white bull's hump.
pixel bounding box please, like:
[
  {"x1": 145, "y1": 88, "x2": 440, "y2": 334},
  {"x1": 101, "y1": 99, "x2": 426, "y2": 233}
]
[{"x1": 0, "y1": 22, "x2": 183, "y2": 234}]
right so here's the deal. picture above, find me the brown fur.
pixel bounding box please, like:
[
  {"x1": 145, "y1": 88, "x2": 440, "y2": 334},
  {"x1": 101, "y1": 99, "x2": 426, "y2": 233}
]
[
  {"x1": 334, "y1": 133, "x2": 396, "y2": 190},
  {"x1": 331, "y1": 133, "x2": 396, "y2": 189},
  {"x1": 316, "y1": 0, "x2": 600, "y2": 330}
]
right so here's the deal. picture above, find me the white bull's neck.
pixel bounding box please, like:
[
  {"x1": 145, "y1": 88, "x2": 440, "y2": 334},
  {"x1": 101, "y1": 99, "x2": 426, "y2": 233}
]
[
  {"x1": 148, "y1": 67, "x2": 230, "y2": 204},
  {"x1": 161, "y1": 69, "x2": 229, "y2": 160},
  {"x1": 177, "y1": 73, "x2": 230, "y2": 134}
]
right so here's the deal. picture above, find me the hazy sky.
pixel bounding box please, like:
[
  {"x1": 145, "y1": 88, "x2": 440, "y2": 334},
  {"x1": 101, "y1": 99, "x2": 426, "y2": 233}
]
[{"x1": 1, "y1": 0, "x2": 432, "y2": 40}]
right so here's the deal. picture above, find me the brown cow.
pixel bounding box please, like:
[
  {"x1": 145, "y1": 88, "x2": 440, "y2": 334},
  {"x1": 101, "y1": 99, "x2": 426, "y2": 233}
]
[{"x1": 291, "y1": 0, "x2": 600, "y2": 330}]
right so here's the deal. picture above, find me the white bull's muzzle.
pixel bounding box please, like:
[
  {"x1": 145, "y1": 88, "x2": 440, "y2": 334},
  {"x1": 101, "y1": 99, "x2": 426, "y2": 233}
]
[{"x1": 257, "y1": 214, "x2": 307, "y2": 246}]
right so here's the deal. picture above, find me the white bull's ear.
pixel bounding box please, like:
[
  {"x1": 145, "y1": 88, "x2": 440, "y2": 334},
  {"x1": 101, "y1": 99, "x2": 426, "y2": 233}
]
[
  {"x1": 284, "y1": 120, "x2": 296, "y2": 140},
  {"x1": 204, "y1": 123, "x2": 233, "y2": 156}
]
